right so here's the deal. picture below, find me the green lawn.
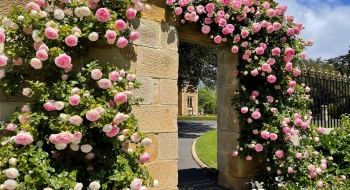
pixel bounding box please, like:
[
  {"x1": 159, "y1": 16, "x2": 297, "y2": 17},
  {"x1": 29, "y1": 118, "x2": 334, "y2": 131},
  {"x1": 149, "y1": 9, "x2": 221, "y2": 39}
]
[
  {"x1": 195, "y1": 129, "x2": 218, "y2": 169},
  {"x1": 178, "y1": 115, "x2": 217, "y2": 120}
]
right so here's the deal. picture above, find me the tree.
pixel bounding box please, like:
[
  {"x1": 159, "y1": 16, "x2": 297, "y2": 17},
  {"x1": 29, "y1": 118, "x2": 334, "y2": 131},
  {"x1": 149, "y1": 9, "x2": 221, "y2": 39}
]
[
  {"x1": 326, "y1": 46, "x2": 350, "y2": 75},
  {"x1": 178, "y1": 42, "x2": 218, "y2": 93},
  {"x1": 296, "y1": 57, "x2": 338, "y2": 73},
  {"x1": 198, "y1": 87, "x2": 217, "y2": 114}
]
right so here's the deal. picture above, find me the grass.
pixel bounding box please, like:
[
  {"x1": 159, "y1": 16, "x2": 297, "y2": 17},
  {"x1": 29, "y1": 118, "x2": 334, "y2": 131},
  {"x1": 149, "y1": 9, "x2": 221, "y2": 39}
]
[
  {"x1": 177, "y1": 115, "x2": 217, "y2": 120},
  {"x1": 195, "y1": 129, "x2": 218, "y2": 169}
]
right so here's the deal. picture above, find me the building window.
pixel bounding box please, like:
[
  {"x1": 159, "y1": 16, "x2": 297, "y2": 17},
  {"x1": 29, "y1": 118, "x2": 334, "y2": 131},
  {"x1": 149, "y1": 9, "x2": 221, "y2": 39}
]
[{"x1": 187, "y1": 96, "x2": 193, "y2": 108}]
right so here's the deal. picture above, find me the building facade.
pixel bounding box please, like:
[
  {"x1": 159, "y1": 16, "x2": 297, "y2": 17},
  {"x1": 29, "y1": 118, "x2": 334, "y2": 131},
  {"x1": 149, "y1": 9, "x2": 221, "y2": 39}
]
[{"x1": 178, "y1": 85, "x2": 198, "y2": 116}]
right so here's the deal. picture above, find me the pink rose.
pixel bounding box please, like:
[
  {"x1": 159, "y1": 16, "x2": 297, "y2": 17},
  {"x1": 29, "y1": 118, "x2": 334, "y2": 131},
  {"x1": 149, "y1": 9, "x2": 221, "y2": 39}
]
[
  {"x1": 251, "y1": 111, "x2": 261, "y2": 119},
  {"x1": 129, "y1": 31, "x2": 140, "y2": 41},
  {"x1": 56, "y1": 132, "x2": 74, "y2": 144},
  {"x1": 130, "y1": 179, "x2": 143, "y2": 190},
  {"x1": 105, "y1": 30, "x2": 116, "y2": 44},
  {"x1": 273, "y1": 22, "x2": 282, "y2": 31},
  {"x1": 272, "y1": 47, "x2": 281, "y2": 55},
  {"x1": 287, "y1": 88, "x2": 294, "y2": 95},
  {"x1": 201, "y1": 25, "x2": 211, "y2": 34},
  {"x1": 86, "y1": 152, "x2": 95, "y2": 160},
  {"x1": 114, "y1": 92, "x2": 127, "y2": 104},
  {"x1": 97, "y1": 78, "x2": 112, "y2": 89},
  {"x1": 234, "y1": 35, "x2": 240, "y2": 42},
  {"x1": 252, "y1": 23, "x2": 261, "y2": 33},
  {"x1": 285, "y1": 62, "x2": 293, "y2": 71},
  {"x1": 0, "y1": 31, "x2": 5, "y2": 44},
  {"x1": 214, "y1": 35, "x2": 222, "y2": 44},
  {"x1": 5, "y1": 168, "x2": 19, "y2": 179},
  {"x1": 266, "y1": 9, "x2": 275, "y2": 18},
  {"x1": 286, "y1": 28, "x2": 294, "y2": 36},
  {"x1": 300, "y1": 52, "x2": 307, "y2": 59},
  {"x1": 69, "y1": 94, "x2": 81, "y2": 106},
  {"x1": 55, "y1": 54, "x2": 71, "y2": 68},
  {"x1": 232, "y1": 151, "x2": 238, "y2": 156},
  {"x1": 36, "y1": 50, "x2": 48, "y2": 61},
  {"x1": 251, "y1": 69, "x2": 258, "y2": 76},
  {"x1": 81, "y1": 144, "x2": 93, "y2": 153},
  {"x1": 22, "y1": 88, "x2": 31, "y2": 96},
  {"x1": 106, "y1": 126, "x2": 120, "y2": 137},
  {"x1": 231, "y1": 45, "x2": 239, "y2": 53},
  {"x1": 14, "y1": 131, "x2": 34, "y2": 145},
  {"x1": 255, "y1": 144, "x2": 263, "y2": 152},
  {"x1": 96, "y1": 8, "x2": 110, "y2": 22},
  {"x1": 267, "y1": 75, "x2": 276, "y2": 83},
  {"x1": 241, "y1": 107, "x2": 248, "y2": 114},
  {"x1": 289, "y1": 81, "x2": 297, "y2": 88},
  {"x1": 87, "y1": 0, "x2": 98, "y2": 9},
  {"x1": 255, "y1": 47, "x2": 264, "y2": 55},
  {"x1": 285, "y1": 47, "x2": 295, "y2": 57},
  {"x1": 261, "y1": 64, "x2": 271, "y2": 72},
  {"x1": 252, "y1": 90, "x2": 259, "y2": 97},
  {"x1": 13, "y1": 58, "x2": 23, "y2": 66},
  {"x1": 116, "y1": 37, "x2": 128, "y2": 48},
  {"x1": 288, "y1": 167, "x2": 294, "y2": 173},
  {"x1": 247, "y1": 118, "x2": 252, "y2": 123},
  {"x1": 65, "y1": 35, "x2": 78, "y2": 47},
  {"x1": 175, "y1": 7, "x2": 183, "y2": 15},
  {"x1": 26, "y1": 2, "x2": 41, "y2": 12},
  {"x1": 43, "y1": 101, "x2": 56, "y2": 111},
  {"x1": 261, "y1": 131, "x2": 270, "y2": 139},
  {"x1": 30, "y1": 58, "x2": 43, "y2": 69},
  {"x1": 45, "y1": 27, "x2": 59, "y2": 40},
  {"x1": 266, "y1": 96, "x2": 274, "y2": 103},
  {"x1": 262, "y1": 2, "x2": 270, "y2": 9},
  {"x1": 115, "y1": 19, "x2": 126, "y2": 31},
  {"x1": 241, "y1": 30, "x2": 249, "y2": 38},
  {"x1": 246, "y1": 156, "x2": 252, "y2": 161},
  {"x1": 253, "y1": 129, "x2": 258, "y2": 134},
  {"x1": 109, "y1": 71, "x2": 120, "y2": 81},
  {"x1": 140, "y1": 153, "x2": 150, "y2": 163},
  {"x1": 269, "y1": 133, "x2": 278, "y2": 140},
  {"x1": 293, "y1": 69, "x2": 301, "y2": 77},
  {"x1": 126, "y1": 8, "x2": 137, "y2": 20},
  {"x1": 6, "y1": 123, "x2": 17, "y2": 131},
  {"x1": 275, "y1": 150, "x2": 284, "y2": 158},
  {"x1": 316, "y1": 181, "x2": 323, "y2": 188},
  {"x1": 86, "y1": 109, "x2": 100, "y2": 121},
  {"x1": 317, "y1": 127, "x2": 326, "y2": 134},
  {"x1": 91, "y1": 69, "x2": 102, "y2": 80},
  {"x1": 232, "y1": 70, "x2": 238, "y2": 76},
  {"x1": 296, "y1": 153, "x2": 302, "y2": 159}
]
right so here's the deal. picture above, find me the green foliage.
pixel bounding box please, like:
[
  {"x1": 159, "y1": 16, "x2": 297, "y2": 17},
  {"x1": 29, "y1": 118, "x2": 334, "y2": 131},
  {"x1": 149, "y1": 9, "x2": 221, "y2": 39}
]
[
  {"x1": 326, "y1": 48, "x2": 350, "y2": 75},
  {"x1": 195, "y1": 130, "x2": 218, "y2": 169},
  {"x1": 198, "y1": 87, "x2": 217, "y2": 114}
]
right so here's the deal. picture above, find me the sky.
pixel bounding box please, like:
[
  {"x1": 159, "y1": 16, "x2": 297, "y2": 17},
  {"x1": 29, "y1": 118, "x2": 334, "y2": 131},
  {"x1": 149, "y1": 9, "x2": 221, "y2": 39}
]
[{"x1": 276, "y1": 0, "x2": 350, "y2": 60}]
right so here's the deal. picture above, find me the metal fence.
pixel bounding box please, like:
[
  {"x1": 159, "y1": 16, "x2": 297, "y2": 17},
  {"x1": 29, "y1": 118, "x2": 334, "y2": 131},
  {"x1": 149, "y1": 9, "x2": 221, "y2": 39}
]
[{"x1": 295, "y1": 70, "x2": 350, "y2": 128}]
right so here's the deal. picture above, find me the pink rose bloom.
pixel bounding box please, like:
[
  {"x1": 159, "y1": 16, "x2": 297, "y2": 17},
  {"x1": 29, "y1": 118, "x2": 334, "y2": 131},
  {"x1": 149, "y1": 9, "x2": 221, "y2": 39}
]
[
  {"x1": 109, "y1": 71, "x2": 120, "y2": 81},
  {"x1": 273, "y1": 22, "x2": 282, "y2": 31},
  {"x1": 56, "y1": 132, "x2": 74, "y2": 144},
  {"x1": 115, "y1": 19, "x2": 126, "y2": 31},
  {"x1": 252, "y1": 90, "x2": 259, "y2": 97},
  {"x1": 272, "y1": 47, "x2": 281, "y2": 55},
  {"x1": 22, "y1": 88, "x2": 31, "y2": 96},
  {"x1": 261, "y1": 64, "x2": 271, "y2": 72},
  {"x1": 289, "y1": 81, "x2": 297, "y2": 88},
  {"x1": 294, "y1": 118, "x2": 302, "y2": 126},
  {"x1": 252, "y1": 23, "x2": 261, "y2": 33},
  {"x1": 300, "y1": 52, "x2": 307, "y2": 59},
  {"x1": 140, "y1": 153, "x2": 151, "y2": 163},
  {"x1": 86, "y1": 152, "x2": 95, "y2": 160},
  {"x1": 86, "y1": 109, "x2": 100, "y2": 121},
  {"x1": 6, "y1": 123, "x2": 17, "y2": 131},
  {"x1": 269, "y1": 133, "x2": 278, "y2": 140},
  {"x1": 247, "y1": 118, "x2": 252, "y2": 123},
  {"x1": 26, "y1": 2, "x2": 41, "y2": 12},
  {"x1": 251, "y1": 111, "x2": 261, "y2": 119},
  {"x1": 255, "y1": 144, "x2": 263, "y2": 152},
  {"x1": 320, "y1": 163, "x2": 327, "y2": 170},
  {"x1": 234, "y1": 35, "x2": 240, "y2": 42},
  {"x1": 241, "y1": 107, "x2": 248, "y2": 114},
  {"x1": 105, "y1": 30, "x2": 116, "y2": 43},
  {"x1": 287, "y1": 167, "x2": 294, "y2": 173},
  {"x1": 266, "y1": 9, "x2": 275, "y2": 18},
  {"x1": 87, "y1": 0, "x2": 98, "y2": 9},
  {"x1": 74, "y1": 131, "x2": 83, "y2": 140},
  {"x1": 286, "y1": 28, "x2": 294, "y2": 36},
  {"x1": 251, "y1": 69, "x2": 258, "y2": 76},
  {"x1": 166, "y1": 0, "x2": 175, "y2": 5},
  {"x1": 255, "y1": 47, "x2": 264, "y2": 55},
  {"x1": 253, "y1": 129, "x2": 258, "y2": 134},
  {"x1": 55, "y1": 54, "x2": 71, "y2": 68},
  {"x1": 117, "y1": 37, "x2": 128, "y2": 48},
  {"x1": 36, "y1": 50, "x2": 48, "y2": 61},
  {"x1": 285, "y1": 47, "x2": 295, "y2": 57},
  {"x1": 97, "y1": 78, "x2": 112, "y2": 89},
  {"x1": 89, "y1": 181, "x2": 101, "y2": 190},
  {"x1": 21, "y1": 105, "x2": 31, "y2": 113},
  {"x1": 96, "y1": 8, "x2": 110, "y2": 22},
  {"x1": 232, "y1": 70, "x2": 238, "y2": 76},
  {"x1": 246, "y1": 156, "x2": 252, "y2": 161},
  {"x1": 44, "y1": 101, "x2": 56, "y2": 111},
  {"x1": 69, "y1": 94, "x2": 81, "y2": 106},
  {"x1": 201, "y1": 25, "x2": 211, "y2": 34},
  {"x1": 81, "y1": 144, "x2": 93, "y2": 153},
  {"x1": 316, "y1": 181, "x2": 323, "y2": 188},
  {"x1": 314, "y1": 137, "x2": 319, "y2": 142},
  {"x1": 131, "y1": 133, "x2": 141, "y2": 142},
  {"x1": 14, "y1": 131, "x2": 34, "y2": 145},
  {"x1": 0, "y1": 32, "x2": 5, "y2": 43},
  {"x1": 287, "y1": 88, "x2": 294, "y2": 95},
  {"x1": 231, "y1": 46, "x2": 239, "y2": 53},
  {"x1": 126, "y1": 8, "x2": 137, "y2": 19},
  {"x1": 267, "y1": 75, "x2": 277, "y2": 83},
  {"x1": 262, "y1": 2, "x2": 270, "y2": 9},
  {"x1": 5, "y1": 168, "x2": 19, "y2": 179},
  {"x1": 267, "y1": 58, "x2": 275, "y2": 65},
  {"x1": 241, "y1": 30, "x2": 249, "y2": 38},
  {"x1": 285, "y1": 62, "x2": 293, "y2": 72},
  {"x1": 18, "y1": 114, "x2": 29, "y2": 124},
  {"x1": 218, "y1": 18, "x2": 227, "y2": 27},
  {"x1": 129, "y1": 31, "x2": 140, "y2": 41},
  {"x1": 35, "y1": 0, "x2": 47, "y2": 7},
  {"x1": 214, "y1": 35, "x2": 222, "y2": 44},
  {"x1": 293, "y1": 69, "x2": 301, "y2": 77},
  {"x1": 114, "y1": 92, "x2": 127, "y2": 104},
  {"x1": 30, "y1": 58, "x2": 43, "y2": 69},
  {"x1": 275, "y1": 150, "x2": 284, "y2": 158},
  {"x1": 266, "y1": 96, "x2": 274, "y2": 103},
  {"x1": 65, "y1": 35, "x2": 78, "y2": 47},
  {"x1": 45, "y1": 27, "x2": 59, "y2": 40},
  {"x1": 130, "y1": 178, "x2": 143, "y2": 190},
  {"x1": 317, "y1": 127, "x2": 326, "y2": 134},
  {"x1": 232, "y1": 151, "x2": 238, "y2": 156},
  {"x1": 266, "y1": 25, "x2": 274, "y2": 33},
  {"x1": 296, "y1": 153, "x2": 302, "y2": 159},
  {"x1": 91, "y1": 69, "x2": 103, "y2": 80},
  {"x1": 281, "y1": 37, "x2": 287, "y2": 43},
  {"x1": 13, "y1": 58, "x2": 22, "y2": 66},
  {"x1": 261, "y1": 131, "x2": 270, "y2": 139},
  {"x1": 175, "y1": 7, "x2": 183, "y2": 15}
]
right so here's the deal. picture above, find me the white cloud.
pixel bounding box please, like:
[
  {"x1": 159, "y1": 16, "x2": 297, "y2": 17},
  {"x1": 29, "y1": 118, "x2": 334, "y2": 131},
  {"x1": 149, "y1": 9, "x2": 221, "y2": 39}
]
[{"x1": 278, "y1": 0, "x2": 350, "y2": 60}]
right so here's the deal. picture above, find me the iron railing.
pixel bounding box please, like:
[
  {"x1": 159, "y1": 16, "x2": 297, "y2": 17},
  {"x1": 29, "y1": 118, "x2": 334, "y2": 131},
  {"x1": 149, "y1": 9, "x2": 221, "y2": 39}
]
[{"x1": 295, "y1": 70, "x2": 350, "y2": 128}]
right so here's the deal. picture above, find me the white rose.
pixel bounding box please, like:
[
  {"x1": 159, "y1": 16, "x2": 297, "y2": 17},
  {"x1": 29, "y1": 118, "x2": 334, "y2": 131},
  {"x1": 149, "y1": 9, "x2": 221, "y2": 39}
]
[
  {"x1": 30, "y1": 58, "x2": 42, "y2": 69},
  {"x1": 43, "y1": 188, "x2": 54, "y2": 190},
  {"x1": 5, "y1": 168, "x2": 19, "y2": 179},
  {"x1": 74, "y1": 7, "x2": 83, "y2": 18},
  {"x1": 152, "y1": 180, "x2": 159, "y2": 187},
  {"x1": 59, "y1": 113, "x2": 69, "y2": 122},
  {"x1": 74, "y1": 183, "x2": 83, "y2": 190},
  {"x1": 70, "y1": 143, "x2": 79, "y2": 151},
  {"x1": 72, "y1": 138, "x2": 81, "y2": 144},
  {"x1": 0, "y1": 184, "x2": 5, "y2": 190},
  {"x1": 31, "y1": 10, "x2": 38, "y2": 16},
  {"x1": 55, "y1": 143, "x2": 67, "y2": 150},
  {"x1": 17, "y1": 15, "x2": 24, "y2": 21},
  {"x1": 54, "y1": 101, "x2": 64, "y2": 110},
  {"x1": 80, "y1": 7, "x2": 91, "y2": 17},
  {"x1": 88, "y1": 32, "x2": 99, "y2": 41},
  {"x1": 102, "y1": 124, "x2": 113, "y2": 132},
  {"x1": 2, "y1": 18, "x2": 12, "y2": 26},
  {"x1": 89, "y1": 181, "x2": 101, "y2": 190},
  {"x1": 54, "y1": 9, "x2": 65, "y2": 20},
  {"x1": 4, "y1": 179, "x2": 17, "y2": 190},
  {"x1": 80, "y1": 144, "x2": 93, "y2": 153},
  {"x1": 118, "y1": 135, "x2": 125, "y2": 142},
  {"x1": 39, "y1": 11, "x2": 48, "y2": 18},
  {"x1": 141, "y1": 138, "x2": 152, "y2": 146},
  {"x1": 32, "y1": 30, "x2": 44, "y2": 42},
  {"x1": 36, "y1": 140, "x2": 44, "y2": 147},
  {"x1": 8, "y1": 158, "x2": 17, "y2": 165}
]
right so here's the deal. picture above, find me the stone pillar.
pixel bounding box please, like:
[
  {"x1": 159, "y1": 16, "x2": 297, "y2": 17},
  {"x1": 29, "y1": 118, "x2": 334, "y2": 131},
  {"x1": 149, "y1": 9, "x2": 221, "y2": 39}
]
[{"x1": 217, "y1": 48, "x2": 261, "y2": 190}]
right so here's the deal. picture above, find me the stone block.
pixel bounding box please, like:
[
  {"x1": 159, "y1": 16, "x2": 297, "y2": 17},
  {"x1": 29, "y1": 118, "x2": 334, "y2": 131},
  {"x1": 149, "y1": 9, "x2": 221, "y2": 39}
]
[
  {"x1": 159, "y1": 23, "x2": 178, "y2": 52},
  {"x1": 228, "y1": 155, "x2": 264, "y2": 178},
  {"x1": 227, "y1": 107, "x2": 241, "y2": 132},
  {"x1": 141, "y1": 0, "x2": 168, "y2": 23},
  {"x1": 218, "y1": 173, "x2": 251, "y2": 190},
  {"x1": 217, "y1": 151, "x2": 228, "y2": 173},
  {"x1": 160, "y1": 79, "x2": 178, "y2": 105},
  {"x1": 132, "y1": 105, "x2": 177, "y2": 133},
  {"x1": 217, "y1": 107, "x2": 228, "y2": 131},
  {"x1": 130, "y1": 18, "x2": 160, "y2": 49},
  {"x1": 133, "y1": 77, "x2": 153, "y2": 105},
  {"x1": 217, "y1": 131, "x2": 239, "y2": 153},
  {"x1": 144, "y1": 133, "x2": 159, "y2": 162},
  {"x1": 153, "y1": 79, "x2": 160, "y2": 105},
  {"x1": 216, "y1": 86, "x2": 239, "y2": 107},
  {"x1": 145, "y1": 160, "x2": 178, "y2": 190},
  {"x1": 0, "y1": 102, "x2": 26, "y2": 122},
  {"x1": 158, "y1": 132, "x2": 178, "y2": 160},
  {"x1": 0, "y1": 0, "x2": 31, "y2": 16},
  {"x1": 136, "y1": 47, "x2": 178, "y2": 79},
  {"x1": 217, "y1": 48, "x2": 239, "y2": 88}
]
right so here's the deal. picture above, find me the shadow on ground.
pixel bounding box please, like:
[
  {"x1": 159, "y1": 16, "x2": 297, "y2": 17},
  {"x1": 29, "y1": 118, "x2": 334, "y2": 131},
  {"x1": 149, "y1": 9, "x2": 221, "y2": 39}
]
[
  {"x1": 178, "y1": 168, "x2": 216, "y2": 183},
  {"x1": 178, "y1": 121, "x2": 217, "y2": 138}
]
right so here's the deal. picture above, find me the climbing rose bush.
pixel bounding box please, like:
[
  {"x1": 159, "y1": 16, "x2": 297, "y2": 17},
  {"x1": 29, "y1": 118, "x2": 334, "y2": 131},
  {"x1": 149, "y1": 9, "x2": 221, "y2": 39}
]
[
  {"x1": 168, "y1": 0, "x2": 346, "y2": 189},
  {"x1": 0, "y1": 0, "x2": 157, "y2": 189}
]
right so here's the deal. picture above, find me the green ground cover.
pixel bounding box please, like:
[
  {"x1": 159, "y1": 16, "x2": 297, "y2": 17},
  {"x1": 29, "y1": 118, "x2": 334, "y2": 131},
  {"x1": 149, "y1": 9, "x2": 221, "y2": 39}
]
[{"x1": 195, "y1": 130, "x2": 218, "y2": 169}]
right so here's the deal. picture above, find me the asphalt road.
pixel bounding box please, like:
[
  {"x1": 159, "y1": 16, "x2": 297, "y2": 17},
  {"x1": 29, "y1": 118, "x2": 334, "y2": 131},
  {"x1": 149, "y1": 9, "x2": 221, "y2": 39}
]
[{"x1": 177, "y1": 120, "x2": 217, "y2": 184}]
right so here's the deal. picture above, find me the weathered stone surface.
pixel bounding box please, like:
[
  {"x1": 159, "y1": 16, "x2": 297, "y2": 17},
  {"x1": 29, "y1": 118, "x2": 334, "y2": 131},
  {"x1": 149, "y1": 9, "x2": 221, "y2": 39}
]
[
  {"x1": 159, "y1": 23, "x2": 178, "y2": 52},
  {"x1": 141, "y1": 0, "x2": 168, "y2": 23},
  {"x1": 160, "y1": 79, "x2": 177, "y2": 105},
  {"x1": 217, "y1": 48, "x2": 240, "y2": 88},
  {"x1": 133, "y1": 77, "x2": 154, "y2": 105},
  {"x1": 217, "y1": 107, "x2": 228, "y2": 131},
  {"x1": 144, "y1": 133, "x2": 159, "y2": 162},
  {"x1": 0, "y1": 0, "x2": 31, "y2": 16},
  {"x1": 228, "y1": 155, "x2": 264, "y2": 178},
  {"x1": 227, "y1": 107, "x2": 241, "y2": 132},
  {"x1": 130, "y1": 18, "x2": 160, "y2": 49},
  {"x1": 132, "y1": 105, "x2": 177, "y2": 133},
  {"x1": 217, "y1": 130, "x2": 239, "y2": 153},
  {"x1": 146, "y1": 160, "x2": 178, "y2": 190},
  {"x1": 136, "y1": 47, "x2": 178, "y2": 79},
  {"x1": 153, "y1": 79, "x2": 160, "y2": 105},
  {"x1": 217, "y1": 151, "x2": 228, "y2": 173},
  {"x1": 218, "y1": 173, "x2": 251, "y2": 190},
  {"x1": 0, "y1": 102, "x2": 26, "y2": 121},
  {"x1": 216, "y1": 87, "x2": 239, "y2": 108},
  {"x1": 158, "y1": 132, "x2": 178, "y2": 160}
]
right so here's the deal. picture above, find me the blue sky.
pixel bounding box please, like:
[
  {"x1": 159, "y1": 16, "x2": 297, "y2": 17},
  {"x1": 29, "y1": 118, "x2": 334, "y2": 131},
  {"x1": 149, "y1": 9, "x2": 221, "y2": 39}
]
[{"x1": 277, "y1": 0, "x2": 350, "y2": 60}]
